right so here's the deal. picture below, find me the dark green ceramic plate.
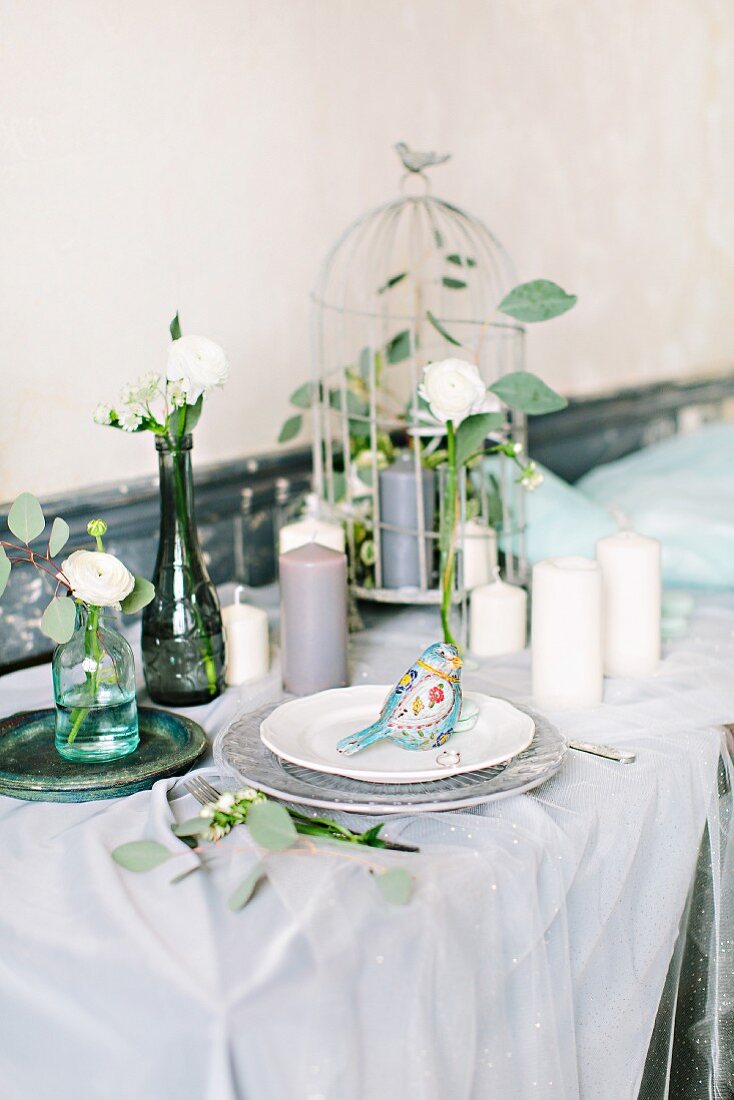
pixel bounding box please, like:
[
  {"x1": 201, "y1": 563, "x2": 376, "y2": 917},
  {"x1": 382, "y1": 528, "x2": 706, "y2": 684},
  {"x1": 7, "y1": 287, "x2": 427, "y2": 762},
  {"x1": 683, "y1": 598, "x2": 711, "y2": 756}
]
[{"x1": 0, "y1": 706, "x2": 207, "y2": 803}]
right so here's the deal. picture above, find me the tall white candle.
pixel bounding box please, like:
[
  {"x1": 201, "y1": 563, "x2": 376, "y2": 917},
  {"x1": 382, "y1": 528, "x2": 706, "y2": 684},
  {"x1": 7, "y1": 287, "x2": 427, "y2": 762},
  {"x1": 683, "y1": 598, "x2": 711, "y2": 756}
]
[
  {"x1": 596, "y1": 531, "x2": 661, "y2": 678},
  {"x1": 531, "y1": 557, "x2": 603, "y2": 709},
  {"x1": 469, "y1": 568, "x2": 527, "y2": 657},
  {"x1": 461, "y1": 519, "x2": 498, "y2": 590},
  {"x1": 221, "y1": 587, "x2": 270, "y2": 686}
]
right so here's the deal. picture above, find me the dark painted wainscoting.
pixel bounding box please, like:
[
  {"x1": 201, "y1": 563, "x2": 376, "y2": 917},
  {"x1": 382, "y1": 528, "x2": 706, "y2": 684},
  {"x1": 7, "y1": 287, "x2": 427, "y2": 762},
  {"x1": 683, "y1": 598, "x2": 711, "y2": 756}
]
[{"x1": 2, "y1": 373, "x2": 733, "y2": 672}]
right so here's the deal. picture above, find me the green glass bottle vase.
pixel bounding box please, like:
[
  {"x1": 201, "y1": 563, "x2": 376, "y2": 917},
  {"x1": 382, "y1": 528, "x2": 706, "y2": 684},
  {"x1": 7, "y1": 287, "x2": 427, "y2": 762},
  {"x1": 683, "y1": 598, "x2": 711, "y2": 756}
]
[
  {"x1": 141, "y1": 434, "x2": 225, "y2": 706},
  {"x1": 53, "y1": 604, "x2": 139, "y2": 762}
]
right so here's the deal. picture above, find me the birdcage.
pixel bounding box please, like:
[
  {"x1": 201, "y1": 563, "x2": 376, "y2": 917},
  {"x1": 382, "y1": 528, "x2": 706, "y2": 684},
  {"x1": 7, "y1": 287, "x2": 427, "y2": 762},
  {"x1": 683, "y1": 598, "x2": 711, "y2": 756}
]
[{"x1": 311, "y1": 145, "x2": 528, "y2": 639}]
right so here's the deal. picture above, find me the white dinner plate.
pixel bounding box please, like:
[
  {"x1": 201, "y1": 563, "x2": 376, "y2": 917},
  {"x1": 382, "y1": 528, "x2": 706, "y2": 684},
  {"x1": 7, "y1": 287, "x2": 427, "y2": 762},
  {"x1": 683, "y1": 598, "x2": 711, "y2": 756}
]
[{"x1": 260, "y1": 685, "x2": 535, "y2": 784}]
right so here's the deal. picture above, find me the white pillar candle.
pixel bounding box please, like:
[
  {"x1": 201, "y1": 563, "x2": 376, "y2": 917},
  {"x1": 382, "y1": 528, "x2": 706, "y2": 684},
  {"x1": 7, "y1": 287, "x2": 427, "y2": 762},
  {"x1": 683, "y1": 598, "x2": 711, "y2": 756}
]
[
  {"x1": 469, "y1": 568, "x2": 527, "y2": 657},
  {"x1": 596, "y1": 531, "x2": 661, "y2": 678},
  {"x1": 531, "y1": 557, "x2": 603, "y2": 709},
  {"x1": 461, "y1": 519, "x2": 498, "y2": 590},
  {"x1": 221, "y1": 587, "x2": 270, "y2": 686}
]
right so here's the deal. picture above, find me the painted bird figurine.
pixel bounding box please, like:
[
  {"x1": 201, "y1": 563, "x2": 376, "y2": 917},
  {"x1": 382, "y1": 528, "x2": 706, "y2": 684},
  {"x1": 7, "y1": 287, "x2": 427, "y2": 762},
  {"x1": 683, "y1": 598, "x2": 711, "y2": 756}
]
[{"x1": 336, "y1": 642, "x2": 463, "y2": 756}]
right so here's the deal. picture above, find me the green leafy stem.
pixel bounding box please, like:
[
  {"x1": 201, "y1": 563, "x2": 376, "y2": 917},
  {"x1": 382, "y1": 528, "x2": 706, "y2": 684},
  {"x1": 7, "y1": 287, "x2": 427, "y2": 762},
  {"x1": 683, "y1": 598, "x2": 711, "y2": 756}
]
[{"x1": 112, "y1": 789, "x2": 415, "y2": 910}]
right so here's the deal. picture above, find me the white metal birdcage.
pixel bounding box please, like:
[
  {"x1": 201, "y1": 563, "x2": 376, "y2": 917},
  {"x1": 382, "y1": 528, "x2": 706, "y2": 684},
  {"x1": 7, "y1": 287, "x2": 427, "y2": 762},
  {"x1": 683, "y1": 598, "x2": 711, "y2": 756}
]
[{"x1": 311, "y1": 146, "x2": 528, "y2": 632}]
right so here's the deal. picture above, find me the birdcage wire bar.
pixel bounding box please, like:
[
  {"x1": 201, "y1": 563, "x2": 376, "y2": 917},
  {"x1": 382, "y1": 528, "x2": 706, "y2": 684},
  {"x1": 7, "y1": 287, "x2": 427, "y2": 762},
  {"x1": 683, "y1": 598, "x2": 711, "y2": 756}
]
[{"x1": 311, "y1": 168, "x2": 528, "y2": 622}]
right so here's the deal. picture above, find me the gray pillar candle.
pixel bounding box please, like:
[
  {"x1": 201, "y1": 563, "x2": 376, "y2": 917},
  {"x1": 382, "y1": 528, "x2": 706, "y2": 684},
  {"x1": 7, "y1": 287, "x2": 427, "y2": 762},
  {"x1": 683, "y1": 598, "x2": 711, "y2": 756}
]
[
  {"x1": 279, "y1": 543, "x2": 349, "y2": 694},
  {"x1": 378, "y1": 454, "x2": 435, "y2": 589}
]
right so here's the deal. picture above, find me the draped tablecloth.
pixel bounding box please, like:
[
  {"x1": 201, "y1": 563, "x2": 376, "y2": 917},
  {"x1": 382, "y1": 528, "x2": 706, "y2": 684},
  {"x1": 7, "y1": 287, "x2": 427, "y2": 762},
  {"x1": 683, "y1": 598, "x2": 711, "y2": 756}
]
[{"x1": 1, "y1": 590, "x2": 733, "y2": 1100}]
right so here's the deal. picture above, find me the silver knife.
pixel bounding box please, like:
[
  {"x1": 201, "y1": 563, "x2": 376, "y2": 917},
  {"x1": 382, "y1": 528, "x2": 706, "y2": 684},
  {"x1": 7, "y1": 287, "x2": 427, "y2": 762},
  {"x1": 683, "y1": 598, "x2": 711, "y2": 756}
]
[{"x1": 568, "y1": 739, "x2": 636, "y2": 764}]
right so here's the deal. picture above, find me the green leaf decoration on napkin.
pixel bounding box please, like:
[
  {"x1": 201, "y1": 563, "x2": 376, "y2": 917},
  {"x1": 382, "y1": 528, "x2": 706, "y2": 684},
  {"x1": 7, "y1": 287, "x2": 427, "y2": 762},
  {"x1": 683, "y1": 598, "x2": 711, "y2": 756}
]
[
  {"x1": 441, "y1": 277, "x2": 467, "y2": 290},
  {"x1": 426, "y1": 310, "x2": 463, "y2": 347},
  {"x1": 489, "y1": 371, "x2": 568, "y2": 415},
  {"x1": 247, "y1": 800, "x2": 298, "y2": 851},
  {"x1": 375, "y1": 868, "x2": 413, "y2": 905},
  {"x1": 0, "y1": 548, "x2": 10, "y2": 600},
  {"x1": 228, "y1": 864, "x2": 268, "y2": 911},
  {"x1": 378, "y1": 272, "x2": 407, "y2": 294},
  {"x1": 40, "y1": 597, "x2": 76, "y2": 644},
  {"x1": 120, "y1": 576, "x2": 155, "y2": 614},
  {"x1": 278, "y1": 414, "x2": 303, "y2": 444},
  {"x1": 455, "y1": 412, "x2": 506, "y2": 469},
  {"x1": 8, "y1": 492, "x2": 45, "y2": 543},
  {"x1": 112, "y1": 840, "x2": 173, "y2": 871},
  {"x1": 48, "y1": 517, "x2": 70, "y2": 557},
  {"x1": 171, "y1": 817, "x2": 212, "y2": 839},
  {"x1": 498, "y1": 279, "x2": 577, "y2": 323},
  {"x1": 446, "y1": 254, "x2": 476, "y2": 268}
]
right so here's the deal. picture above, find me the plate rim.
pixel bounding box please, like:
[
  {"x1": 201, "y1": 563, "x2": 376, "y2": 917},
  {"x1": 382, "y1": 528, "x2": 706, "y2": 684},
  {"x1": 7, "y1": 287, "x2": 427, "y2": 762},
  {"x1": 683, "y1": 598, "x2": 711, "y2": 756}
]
[{"x1": 260, "y1": 686, "x2": 535, "y2": 784}]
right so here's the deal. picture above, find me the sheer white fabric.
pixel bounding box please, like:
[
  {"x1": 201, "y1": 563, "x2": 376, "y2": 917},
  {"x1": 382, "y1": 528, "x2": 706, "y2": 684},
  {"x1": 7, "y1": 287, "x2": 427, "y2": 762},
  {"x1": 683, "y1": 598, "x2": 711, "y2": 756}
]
[{"x1": 0, "y1": 593, "x2": 731, "y2": 1099}]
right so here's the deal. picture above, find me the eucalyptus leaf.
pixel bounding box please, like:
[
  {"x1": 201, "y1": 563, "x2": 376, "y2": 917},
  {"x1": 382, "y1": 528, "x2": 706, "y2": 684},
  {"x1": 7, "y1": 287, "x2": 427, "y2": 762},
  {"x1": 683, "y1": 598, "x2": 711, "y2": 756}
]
[
  {"x1": 112, "y1": 840, "x2": 173, "y2": 872},
  {"x1": 498, "y1": 280, "x2": 577, "y2": 323},
  {"x1": 442, "y1": 277, "x2": 467, "y2": 290},
  {"x1": 489, "y1": 371, "x2": 568, "y2": 415},
  {"x1": 228, "y1": 864, "x2": 268, "y2": 911},
  {"x1": 169, "y1": 312, "x2": 182, "y2": 340},
  {"x1": 278, "y1": 415, "x2": 303, "y2": 444},
  {"x1": 374, "y1": 867, "x2": 412, "y2": 905},
  {"x1": 455, "y1": 413, "x2": 506, "y2": 469},
  {"x1": 378, "y1": 272, "x2": 407, "y2": 294},
  {"x1": 446, "y1": 254, "x2": 476, "y2": 268},
  {"x1": 290, "y1": 382, "x2": 314, "y2": 409},
  {"x1": 331, "y1": 472, "x2": 347, "y2": 503},
  {"x1": 386, "y1": 330, "x2": 411, "y2": 364},
  {"x1": 40, "y1": 597, "x2": 76, "y2": 644},
  {"x1": 247, "y1": 799, "x2": 298, "y2": 851},
  {"x1": 8, "y1": 492, "x2": 45, "y2": 544},
  {"x1": 0, "y1": 547, "x2": 10, "y2": 599},
  {"x1": 171, "y1": 817, "x2": 212, "y2": 838},
  {"x1": 426, "y1": 311, "x2": 463, "y2": 348},
  {"x1": 120, "y1": 575, "x2": 155, "y2": 614},
  {"x1": 48, "y1": 517, "x2": 70, "y2": 557},
  {"x1": 329, "y1": 389, "x2": 369, "y2": 418}
]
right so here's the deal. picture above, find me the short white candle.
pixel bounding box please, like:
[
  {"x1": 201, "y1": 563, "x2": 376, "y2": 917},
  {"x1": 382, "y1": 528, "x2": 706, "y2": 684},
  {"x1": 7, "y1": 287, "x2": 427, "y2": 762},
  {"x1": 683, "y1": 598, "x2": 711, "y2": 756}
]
[
  {"x1": 221, "y1": 587, "x2": 270, "y2": 686},
  {"x1": 596, "y1": 531, "x2": 661, "y2": 678},
  {"x1": 469, "y1": 568, "x2": 527, "y2": 657},
  {"x1": 461, "y1": 519, "x2": 498, "y2": 590},
  {"x1": 531, "y1": 557, "x2": 603, "y2": 709}
]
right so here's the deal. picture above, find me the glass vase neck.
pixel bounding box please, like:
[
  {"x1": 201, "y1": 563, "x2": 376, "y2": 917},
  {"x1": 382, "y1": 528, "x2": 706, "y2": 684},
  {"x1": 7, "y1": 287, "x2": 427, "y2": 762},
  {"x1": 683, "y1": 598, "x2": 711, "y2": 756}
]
[{"x1": 156, "y1": 433, "x2": 193, "y2": 454}]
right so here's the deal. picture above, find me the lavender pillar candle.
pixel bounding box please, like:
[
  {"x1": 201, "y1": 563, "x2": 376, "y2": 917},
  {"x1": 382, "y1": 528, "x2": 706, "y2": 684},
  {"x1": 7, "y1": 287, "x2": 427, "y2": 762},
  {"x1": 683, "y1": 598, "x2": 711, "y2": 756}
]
[
  {"x1": 378, "y1": 453, "x2": 435, "y2": 588},
  {"x1": 279, "y1": 543, "x2": 349, "y2": 694}
]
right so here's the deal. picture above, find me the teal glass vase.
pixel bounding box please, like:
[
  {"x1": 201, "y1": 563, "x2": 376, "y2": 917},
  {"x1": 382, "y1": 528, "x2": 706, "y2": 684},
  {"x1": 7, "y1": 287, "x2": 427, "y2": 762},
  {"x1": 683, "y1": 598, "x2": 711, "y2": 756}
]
[
  {"x1": 141, "y1": 434, "x2": 225, "y2": 706},
  {"x1": 53, "y1": 604, "x2": 139, "y2": 762}
]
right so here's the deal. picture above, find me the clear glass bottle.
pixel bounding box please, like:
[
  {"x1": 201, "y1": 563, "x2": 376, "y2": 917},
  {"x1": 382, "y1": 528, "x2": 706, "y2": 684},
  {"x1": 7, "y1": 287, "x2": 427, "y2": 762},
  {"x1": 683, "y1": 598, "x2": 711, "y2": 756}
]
[
  {"x1": 141, "y1": 434, "x2": 225, "y2": 705},
  {"x1": 53, "y1": 604, "x2": 139, "y2": 762}
]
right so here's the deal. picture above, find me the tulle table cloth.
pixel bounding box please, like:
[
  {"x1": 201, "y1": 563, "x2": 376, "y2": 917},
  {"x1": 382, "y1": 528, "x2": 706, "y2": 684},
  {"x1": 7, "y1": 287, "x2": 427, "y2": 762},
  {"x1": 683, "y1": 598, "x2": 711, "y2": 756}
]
[{"x1": 0, "y1": 591, "x2": 732, "y2": 1100}]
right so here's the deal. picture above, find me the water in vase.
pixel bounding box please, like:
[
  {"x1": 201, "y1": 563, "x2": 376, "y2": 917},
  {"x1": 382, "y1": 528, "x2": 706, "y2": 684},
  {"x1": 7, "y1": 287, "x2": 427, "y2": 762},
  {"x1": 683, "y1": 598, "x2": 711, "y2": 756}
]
[{"x1": 54, "y1": 688, "x2": 139, "y2": 763}]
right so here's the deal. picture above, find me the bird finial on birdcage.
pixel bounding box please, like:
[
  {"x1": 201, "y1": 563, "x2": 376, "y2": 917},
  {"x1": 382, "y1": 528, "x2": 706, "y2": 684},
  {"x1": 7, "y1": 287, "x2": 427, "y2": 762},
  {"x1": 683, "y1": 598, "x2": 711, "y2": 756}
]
[{"x1": 395, "y1": 142, "x2": 451, "y2": 174}]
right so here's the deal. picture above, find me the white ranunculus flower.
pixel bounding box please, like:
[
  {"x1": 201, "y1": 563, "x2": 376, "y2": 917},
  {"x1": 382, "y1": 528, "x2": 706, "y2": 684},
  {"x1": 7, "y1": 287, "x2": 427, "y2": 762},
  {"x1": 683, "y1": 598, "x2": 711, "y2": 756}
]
[
  {"x1": 93, "y1": 403, "x2": 113, "y2": 425},
  {"x1": 166, "y1": 335, "x2": 230, "y2": 405},
  {"x1": 62, "y1": 550, "x2": 135, "y2": 610},
  {"x1": 419, "y1": 358, "x2": 487, "y2": 425}
]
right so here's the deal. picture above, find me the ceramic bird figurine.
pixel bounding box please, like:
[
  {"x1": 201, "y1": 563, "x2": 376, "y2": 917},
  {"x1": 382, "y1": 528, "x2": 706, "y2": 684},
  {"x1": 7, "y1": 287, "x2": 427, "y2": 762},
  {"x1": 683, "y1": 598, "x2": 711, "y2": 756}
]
[{"x1": 336, "y1": 642, "x2": 463, "y2": 756}]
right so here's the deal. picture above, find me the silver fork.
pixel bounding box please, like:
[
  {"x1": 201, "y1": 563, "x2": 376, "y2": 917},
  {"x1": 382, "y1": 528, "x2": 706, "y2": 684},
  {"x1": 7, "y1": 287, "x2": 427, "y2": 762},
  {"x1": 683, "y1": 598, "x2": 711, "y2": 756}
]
[{"x1": 184, "y1": 775, "x2": 418, "y2": 852}]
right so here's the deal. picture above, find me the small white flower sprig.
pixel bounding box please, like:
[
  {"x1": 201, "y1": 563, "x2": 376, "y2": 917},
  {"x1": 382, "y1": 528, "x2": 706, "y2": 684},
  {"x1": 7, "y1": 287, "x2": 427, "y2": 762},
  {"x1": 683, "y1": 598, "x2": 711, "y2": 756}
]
[
  {"x1": 94, "y1": 313, "x2": 229, "y2": 440},
  {"x1": 0, "y1": 496, "x2": 154, "y2": 644},
  {"x1": 112, "y1": 788, "x2": 414, "y2": 910}
]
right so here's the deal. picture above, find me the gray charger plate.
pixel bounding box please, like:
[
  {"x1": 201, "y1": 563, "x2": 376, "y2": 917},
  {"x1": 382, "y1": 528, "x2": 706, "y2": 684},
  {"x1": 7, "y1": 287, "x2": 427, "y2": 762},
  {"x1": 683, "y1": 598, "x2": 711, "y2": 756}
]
[
  {"x1": 215, "y1": 696, "x2": 566, "y2": 814},
  {"x1": 0, "y1": 706, "x2": 207, "y2": 803}
]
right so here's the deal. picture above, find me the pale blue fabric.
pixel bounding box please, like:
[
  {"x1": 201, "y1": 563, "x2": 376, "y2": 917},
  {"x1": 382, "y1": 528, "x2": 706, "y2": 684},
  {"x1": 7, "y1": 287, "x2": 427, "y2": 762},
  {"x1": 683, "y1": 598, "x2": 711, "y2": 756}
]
[{"x1": 578, "y1": 422, "x2": 734, "y2": 588}]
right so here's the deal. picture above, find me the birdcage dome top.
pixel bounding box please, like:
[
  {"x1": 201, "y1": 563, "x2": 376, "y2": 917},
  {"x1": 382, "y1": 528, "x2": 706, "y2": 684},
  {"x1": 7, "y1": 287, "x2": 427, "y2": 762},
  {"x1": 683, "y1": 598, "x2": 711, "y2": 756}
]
[{"x1": 312, "y1": 146, "x2": 518, "y2": 332}]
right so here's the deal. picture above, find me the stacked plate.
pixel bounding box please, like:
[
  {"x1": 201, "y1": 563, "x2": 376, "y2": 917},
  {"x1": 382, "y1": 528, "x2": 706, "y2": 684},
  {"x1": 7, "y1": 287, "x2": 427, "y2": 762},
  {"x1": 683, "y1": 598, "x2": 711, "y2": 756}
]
[{"x1": 215, "y1": 685, "x2": 567, "y2": 814}]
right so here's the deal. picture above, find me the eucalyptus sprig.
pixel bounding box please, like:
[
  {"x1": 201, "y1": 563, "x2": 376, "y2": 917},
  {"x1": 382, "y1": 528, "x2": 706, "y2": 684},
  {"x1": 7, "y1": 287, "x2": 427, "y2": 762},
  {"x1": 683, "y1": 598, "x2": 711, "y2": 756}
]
[
  {"x1": 0, "y1": 495, "x2": 153, "y2": 644},
  {"x1": 112, "y1": 788, "x2": 414, "y2": 910}
]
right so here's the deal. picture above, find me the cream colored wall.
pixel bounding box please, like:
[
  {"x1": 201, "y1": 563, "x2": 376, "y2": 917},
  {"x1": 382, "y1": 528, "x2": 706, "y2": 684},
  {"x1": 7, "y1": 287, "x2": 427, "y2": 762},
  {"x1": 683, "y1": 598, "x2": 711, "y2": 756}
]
[{"x1": 2, "y1": 0, "x2": 733, "y2": 499}]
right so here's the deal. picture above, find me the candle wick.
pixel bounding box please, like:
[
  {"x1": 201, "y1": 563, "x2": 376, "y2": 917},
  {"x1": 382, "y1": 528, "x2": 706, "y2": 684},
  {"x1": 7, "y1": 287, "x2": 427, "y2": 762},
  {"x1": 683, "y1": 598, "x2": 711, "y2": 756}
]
[
  {"x1": 492, "y1": 565, "x2": 502, "y2": 583},
  {"x1": 234, "y1": 584, "x2": 246, "y2": 606}
]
